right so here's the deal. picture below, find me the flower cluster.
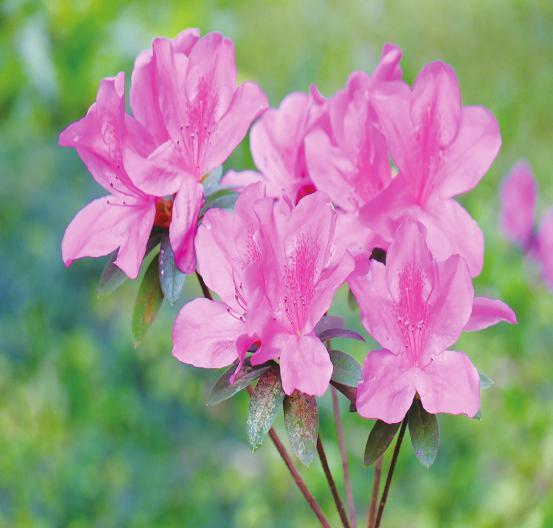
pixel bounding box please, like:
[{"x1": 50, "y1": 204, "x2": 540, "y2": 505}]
[
  {"x1": 500, "y1": 161, "x2": 553, "y2": 289},
  {"x1": 61, "y1": 29, "x2": 516, "y2": 441}
]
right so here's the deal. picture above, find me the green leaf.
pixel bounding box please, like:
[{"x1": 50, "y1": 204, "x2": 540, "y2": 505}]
[
  {"x1": 98, "y1": 233, "x2": 161, "y2": 297},
  {"x1": 247, "y1": 367, "x2": 285, "y2": 451},
  {"x1": 364, "y1": 420, "x2": 400, "y2": 465},
  {"x1": 201, "y1": 188, "x2": 238, "y2": 215},
  {"x1": 97, "y1": 252, "x2": 128, "y2": 296},
  {"x1": 329, "y1": 349, "x2": 362, "y2": 387},
  {"x1": 407, "y1": 399, "x2": 439, "y2": 468},
  {"x1": 283, "y1": 391, "x2": 318, "y2": 465},
  {"x1": 158, "y1": 234, "x2": 186, "y2": 306},
  {"x1": 207, "y1": 361, "x2": 271, "y2": 406},
  {"x1": 479, "y1": 371, "x2": 494, "y2": 390},
  {"x1": 347, "y1": 288, "x2": 358, "y2": 311},
  {"x1": 318, "y1": 328, "x2": 365, "y2": 342},
  {"x1": 132, "y1": 255, "x2": 163, "y2": 347}
]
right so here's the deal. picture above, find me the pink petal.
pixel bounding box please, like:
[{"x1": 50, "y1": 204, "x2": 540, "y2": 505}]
[
  {"x1": 185, "y1": 32, "x2": 236, "y2": 122},
  {"x1": 349, "y1": 260, "x2": 405, "y2": 354},
  {"x1": 439, "y1": 106, "x2": 501, "y2": 198},
  {"x1": 173, "y1": 28, "x2": 201, "y2": 55},
  {"x1": 464, "y1": 297, "x2": 517, "y2": 332},
  {"x1": 373, "y1": 43, "x2": 403, "y2": 83},
  {"x1": 356, "y1": 349, "x2": 417, "y2": 424},
  {"x1": 278, "y1": 334, "x2": 333, "y2": 396},
  {"x1": 411, "y1": 62, "x2": 461, "y2": 148},
  {"x1": 203, "y1": 81, "x2": 268, "y2": 172},
  {"x1": 420, "y1": 198, "x2": 484, "y2": 277},
  {"x1": 417, "y1": 350, "x2": 480, "y2": 417},
  {"x1": 62, "y1": 196, "x2": 155, "y2": 279},
  {"x1": 169, "y1": 178, "x2": 204, "y2": 273},
  {"x1": 172, "y1": 298, "x2": 244, "y2": 368},
  {"x1": 499, "y1": 161, "x2": 537, "y2": 246},
  {"x1": 220, "y1": 169, "x2": 263, "y2": 190},
  {"x1": 424, "y1": 254, "x2": 474, "y2": 358}
]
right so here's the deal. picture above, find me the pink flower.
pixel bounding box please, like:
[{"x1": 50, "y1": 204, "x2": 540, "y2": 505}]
[
  {"x1": 350, "y1": 220, "x2": 515, "y2": 423},
  {"x1": 362, "y1": 62, "x2": 501, "y2": 276},
  {"x1": 499, "y1": 161, "x2": 537, "y2": 250},
  {"x1": 539, "y1": 209, "x2": 553, "y2": 289},
  {"x1": 126, "y1": 29, "x2": 268, "y2": 271},
  {"x1": 304, "y1": 44, "x2": 402, "y2": 255},
  {"x1": 172, "y1": 184, "x2": 354, "y2": 396},
  {"x1": 222, "y1": 86, "x2": 326, "y2": 204},
  {"x1": 60, "y1": 73, "x2": 156, "y2": 279}
]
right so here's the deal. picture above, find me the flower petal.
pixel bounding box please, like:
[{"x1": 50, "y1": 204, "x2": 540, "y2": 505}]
[
  {"x1": 417, "y1": 350, "x2": 480, "y2": 417},
  {"x1": 464, "y1": 297, "x2": 517, "y2": 332},
  {"x1": 62, "y1": 196, "x2": 154, "y2": 279},
  {"x1": 172, "y1": 298, "x2": 244, "y2": 368},
  {"x1": 169, "y1": 178, "x2": 204, "y2": 273},
  {"x1": 278, "y1": 334, "x2": 333, "y2": 396},
  {"x1": 356, "y1": 349, "x2": 416, "y2": 424},
  {"x1": 204, "y1": 81, "x2": 268, "y2": 173},
  {"x1": 439, "y1": 106, "x2": 501, "y2": 198}
]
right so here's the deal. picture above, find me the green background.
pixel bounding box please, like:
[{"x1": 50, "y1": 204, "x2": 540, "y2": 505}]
[{"x1": 1, "y1": 1, "x2": 552, "y2": 526}]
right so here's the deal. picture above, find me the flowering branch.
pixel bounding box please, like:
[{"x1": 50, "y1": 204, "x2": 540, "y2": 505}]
[
  {"x1": 316, "y1": 434, "x2": 351, "y2": 528},
  {"x1": 374, "y1": 419, "x2": 407, "y2": 528},
  {"x1": 331, "y1": 386, "x2": 356, "y2": 527},
  {"x1": 368, "y1": 457, "x2": 382, "y2": 528}
]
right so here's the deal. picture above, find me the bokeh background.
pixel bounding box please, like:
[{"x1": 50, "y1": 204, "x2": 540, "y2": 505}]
[{"x1": 1, "y1": 1, "x2": 553, "y2": 526}]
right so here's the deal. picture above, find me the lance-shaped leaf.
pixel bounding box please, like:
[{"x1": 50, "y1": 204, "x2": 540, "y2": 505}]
[
  {"x1": 98, "y1": 233, "x2": 161, "y2": 296},
  {"x1": 407, "y1": 399, "x2": 440, "y2": 468},
  {"x1": 318, "y1": 328, "x2": 365, "y2": 342},
  {"x1": 159, "y1": 233, "x2": 186, "y2": 305},
  {"x1": 329, "y1": 349, "x2": 362, "y2": 387},
  {"x1": 479, "y1": 371, "x2": 494, "y2": 390},
  {"x1": 314, "y1": 315, "x2": 345, "y2": 337},
  {"x1": 283, "y1": 391, "x2": 318, "y2": 465},
  {"x1": 207, "y1": 360, "x2": 271, "y2": 406},
  {"x1": 132, "y1": 255, "x2": 163, "y2": 347},
  {"x1": 201, "y1": 188, "x2": 238, "y2": 215},
  {"x1": 364, "y1": 419, "x2": 401, "y2": 465},
  {"x1": 247, "y1": 367, "x2": 285, "y2": 450}
]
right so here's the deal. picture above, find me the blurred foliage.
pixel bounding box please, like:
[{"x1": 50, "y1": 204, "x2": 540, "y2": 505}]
[{"x1": 1, "y1": 0, "x2": 553, "y2": 526}]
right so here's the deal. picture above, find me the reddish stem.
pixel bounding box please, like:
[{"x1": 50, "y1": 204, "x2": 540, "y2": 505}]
[
  {"x1": 317, "y1": 435, "x2": 352, "y2": 528},
  {"x1": 368, "y1": 457, "x2": 383, "y2": 528},
  {"x1": 332, "y1": 386, "x2": 356, "y2": 527}
]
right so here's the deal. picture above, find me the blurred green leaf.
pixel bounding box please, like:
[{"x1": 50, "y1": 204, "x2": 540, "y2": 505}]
[
  {"x1": 407, "y1": 399, "x2": 439, "y2": 468},
  {"x1": 364, "y1": 420, "x2": 400, "y2": 466},
  {"x1": 207, "y1": 360, "x2": 271, "y2": 406},
  {"x1": 201, "y1": 188, "x2": 238, "y2": 215},
  {"x1": 158, "y1": 233, "x2": 186, "y2": 306},
  {"x1": 247, "y1": 366, "x2": 284, "y2": 451},
  {"x1": 283, "y1": 391, "x2": 318, "y2": 466},
  {"x1": 479, "y1": 371, "x2": 494, "y2": 390},
  {"x1": 318, "y1": 328, "x2": 365, "y2": 342},
  {"x1": 347, "y1": 288, "x2": 358, "y2": 311},
  {"x1": 329, "y1": 349, "x2": 361, "y2": 387},
  {"x1": 97, "y1": 251, "x2": 128, "y2": 297},
  {"x1": 132, "y1": 255, "x2": 163, "y2": 347}
]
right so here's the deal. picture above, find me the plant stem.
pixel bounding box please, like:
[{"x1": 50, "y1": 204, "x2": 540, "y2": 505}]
[
  {"x1": 368, "y1": 457, "x2": 382, "y2": 528},
  {"x1": 374, "y1": 419, "x2": 407, "y2": 528},
  {"x1": 317, "y1": 435, "x2": 351, "y2": 528},
  {"x1": 195, "y1": 272, "x2": 212, "y2": 300},
  {"x1": 246, "y1": 386, "x2": 331, "y2": 528},
  {"x1": 331, "y1": 386, "x2": 356, "y2": 527}
]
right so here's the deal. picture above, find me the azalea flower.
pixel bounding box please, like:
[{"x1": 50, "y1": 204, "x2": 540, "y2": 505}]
[
  {"x1": 499, "y1": 161, "x2": 538, "y2": 251},
  {"x1": 172, "y1": 183, "x2": 354, "y2": 396},
  {"x1": 60, "y1": 73, "x2": 157, "y2": 279},
  {"x1": 126, "y1": 29, "x2": 268, "y2": 272},
  {"x1": 221, "y1": 85, "x2": 326, "y2": 204},
  {"x1": 362, "y1": 62, "x2": 501, "y2": 276},
  {"x1": 349, "y1": 220, "x2": 516, "y2": 424},
  {"x1": 304, "y1": 44, "x2": 402, "y2": 254}
]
